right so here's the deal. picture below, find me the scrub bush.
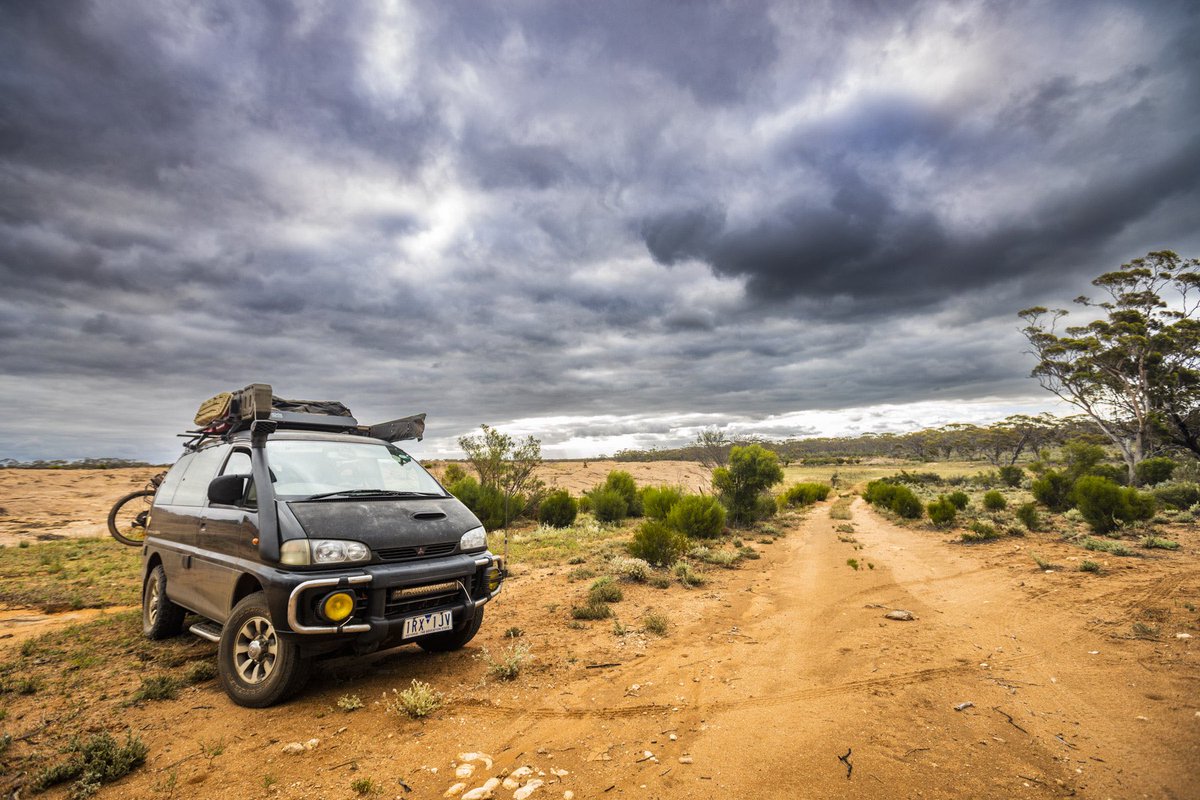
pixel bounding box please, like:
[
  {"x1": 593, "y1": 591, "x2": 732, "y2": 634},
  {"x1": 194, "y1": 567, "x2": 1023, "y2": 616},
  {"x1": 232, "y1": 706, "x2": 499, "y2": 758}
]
[
  {"x1": 712, "y1": 444, "x2": 784, "y2": 526},
  {"x1": 603, "y1": 471, "x2": 641, "y2": 517},
  {"x1": 998, "y1": 465, "x2": 1024, "y2": 487},
  {"x1": 947, "y1": 491, "x2": 970, "y2": 510},
  {"x1": 1016, "y1": 502, "x2": 1041, "y2": 531},
  {"x1": 982, "y1": 490, "x2": 1007, "y2": 511},
  {"x1": 1151, "y1": 482, "x2": 1200, "y2": 510},
  {"x1": 641, "y1": 485, "x2": 684, "y2": 520},
  {"x1": 1135, "y1": 457, "x2": 1177, "y2": 486},
  {"x1": 628, "y1": 521, "x2": 688, "y2": 567},
  {"x1": 1071, "y1": 476, "x2": 1156, "y2": 533},
  {"x1": 927, "y1": 496, "x2": 957, "y2": 527},
  {"x1": 777, "y1": 482, "x2": 831, "y2": 508},
  {"x1": 537, "y1": 490, "x2": 578, "y2": 528},
  {"x1": 589, "y1": 489, "x2": 628, "y2": 524},
  {"x1": 1031, "y1": 469, "x2": 1073, "y2": 511},
  {"x1": 666, "y1": 495, "x2": 727, "y2": 539}
]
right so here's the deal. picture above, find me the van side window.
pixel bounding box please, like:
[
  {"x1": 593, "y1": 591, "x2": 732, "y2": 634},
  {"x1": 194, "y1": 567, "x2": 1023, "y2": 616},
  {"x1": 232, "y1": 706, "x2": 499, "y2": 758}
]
[
  {"x1": 153, "y1": 454, "x2": 194, "y2": 506},
  {"x1": 171, "y1": 446, "x2": 231, "y2": 507},
  {"x1": 222, "y1": 450, "x2": 252, "y2": 476}
]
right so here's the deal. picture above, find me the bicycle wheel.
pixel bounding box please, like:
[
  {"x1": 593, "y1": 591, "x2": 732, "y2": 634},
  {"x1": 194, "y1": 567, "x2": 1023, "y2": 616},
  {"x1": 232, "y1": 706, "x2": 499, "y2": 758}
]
[{"x1": 108, "y1": 489, "x2": 156, "y2": 546}]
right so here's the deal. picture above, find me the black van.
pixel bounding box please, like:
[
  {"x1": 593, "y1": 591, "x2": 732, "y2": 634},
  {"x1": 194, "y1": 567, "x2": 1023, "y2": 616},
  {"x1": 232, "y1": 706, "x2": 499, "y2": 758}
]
[{"x1": 140, "y1": 386, "x2": 503, "y2": 707}]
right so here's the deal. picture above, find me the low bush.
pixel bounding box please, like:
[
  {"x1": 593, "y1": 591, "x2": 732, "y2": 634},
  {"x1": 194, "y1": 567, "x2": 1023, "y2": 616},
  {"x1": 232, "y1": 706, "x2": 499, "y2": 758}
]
[
  {"x1": 449, "y1": 477, "x2": 520, "y2": 530},
  {"x1": 590, "y1": 488, "x2": 628, "y2": 524},
  {"x1": 482, "y1": 643, "x2": 530, "y2": 681},
  {"x1": 571, "y1": 601, "x2": 612, "y2": 620},
  {"x1": 1072, "y1": 476, "x2": 1155, "y2": 534},
  {"x1": 1080, "y1": 537, "x2": 1134, "y2": 557},
  {"x1": 1140, "y1": 536, "x2": 1180, "y2": 551},
  {"x1": 133, "y1": 675, "x2": 181, "y2": 703},
  {"x1": 1015, "y1": 502, "x2": 1041, "y2": 531},
  {"x1": 926, "y1": 496, "x2": 957, "y2": 527},
  {"x1": 628, "y1": 521, "x2": 689, "y2": 567},
  {"x1": 1031, "y1": 470, "x2": 1073, "y2": 512},
  {"x1": 998, "y1": 465, "x2": 1024, "y2": 487},
  {"x1": 947, "y1": 491, "x2": 970, "y2": 510},
  {"x1": 1079, "y1": 560, "x2": 1101, "y2": 573},
  {"x1": 537, "y1": 490, "x2": 578, "y2": 528},
  {"x1": 667, "y1": 495, "x2": 727, "y2": 540},
  {"x1": 641, "y1": 485, "x2": 684, "y2": 520},
  {"x1": 1135, "y1": 457, "x2": 1177, "y2": 486},
  {"x1": 384, "y1": 680, "x2": 443, "y2": 719},
  {"x1": 441, "y1": 463, "x2": 467, "y2": 485},
  {"x1": 961, "y1": 521, "x2": 1002, "y2": 542},
  {"x1": 588, "y1": 577, "x2": 624, "y2": 603},
  {"x1": 642, "y1": 611, "x2": 669, "y2": 636},
  {"x1": 864, "y1": 481, "x2": 923, "y2": 519},
  {"x1": 982, "y1": 490, "x2": 1007, "y2": 511},
  {"x1": 689, "y1": 546, "x2": 741, "y2": 568},
  {"x1": 32, "y1": 731, "x2": 148, "y2": 798},
  {"x1": 1151, "y1": 482, "x2": 1200, "y2": 510},
  {"x1": 609, "y1": 556, "x2": 651, "y2": 581},
  {"x1": 672, "y1": 561, "x2": 705, "y2": 587},
  {"x1": 777, "y1": 482, "x2": 831, "y2": 508}
]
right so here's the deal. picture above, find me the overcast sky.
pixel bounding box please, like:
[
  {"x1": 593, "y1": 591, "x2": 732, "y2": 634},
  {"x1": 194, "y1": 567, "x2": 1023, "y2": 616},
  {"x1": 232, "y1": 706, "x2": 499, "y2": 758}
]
[{"x1": 2, "y1": 0, "x2": 1198, "y2": 462}]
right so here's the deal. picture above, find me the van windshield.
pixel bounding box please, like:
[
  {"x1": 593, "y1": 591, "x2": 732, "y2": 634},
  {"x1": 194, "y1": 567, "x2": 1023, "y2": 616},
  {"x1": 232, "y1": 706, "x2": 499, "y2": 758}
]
[{"x1": 266, "y1": 440, "x2": 446, "y2": 500}]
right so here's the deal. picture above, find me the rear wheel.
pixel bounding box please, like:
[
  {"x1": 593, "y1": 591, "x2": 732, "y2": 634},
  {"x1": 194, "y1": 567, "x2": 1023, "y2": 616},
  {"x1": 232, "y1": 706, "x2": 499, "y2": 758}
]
[
  {"x1": 416, "y1": 606, "x2": 485, "y2": 652},
  {"x1": 218, "y1": 592, "x2": 310, "y2": 707},
  {"x1": 108, "y1": 490, "x2": 156, "y2": 546},
  {"x1": 142, "y1": 565, "x2": 185, "y2": 639}
]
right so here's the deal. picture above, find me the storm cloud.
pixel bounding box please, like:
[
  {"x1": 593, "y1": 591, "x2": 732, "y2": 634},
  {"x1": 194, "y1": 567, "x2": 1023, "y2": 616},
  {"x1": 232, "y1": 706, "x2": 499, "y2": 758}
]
[{"x1": 1, "y1": 0, "x2": 1198, "y2": 461}]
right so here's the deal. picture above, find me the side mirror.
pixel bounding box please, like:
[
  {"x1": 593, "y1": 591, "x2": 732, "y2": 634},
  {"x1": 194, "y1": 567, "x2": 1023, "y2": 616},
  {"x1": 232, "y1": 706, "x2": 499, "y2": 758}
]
[{"x1": 208, "y1": 474, "x2": 251, "y2": 506}]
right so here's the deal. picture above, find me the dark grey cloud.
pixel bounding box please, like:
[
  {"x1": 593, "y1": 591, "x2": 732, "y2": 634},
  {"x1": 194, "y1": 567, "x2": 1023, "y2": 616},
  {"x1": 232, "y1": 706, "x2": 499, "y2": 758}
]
[{"x1": 2, "y1": 0, "x2": 1198, "y2": 461}]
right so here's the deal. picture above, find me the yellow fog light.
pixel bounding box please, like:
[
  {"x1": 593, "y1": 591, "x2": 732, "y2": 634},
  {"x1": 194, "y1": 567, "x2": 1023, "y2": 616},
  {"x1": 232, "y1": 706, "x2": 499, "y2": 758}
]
[
  {"x1": 321, "y1": 591, "x2": 355, "y2": 623},
  {"x1": 486, "y1": 566, "x2": 503, "y2": 593}
]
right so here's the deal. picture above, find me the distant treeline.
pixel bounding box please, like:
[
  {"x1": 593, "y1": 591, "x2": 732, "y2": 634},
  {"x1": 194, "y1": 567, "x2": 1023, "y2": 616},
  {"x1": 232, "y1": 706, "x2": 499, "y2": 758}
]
[
  {"x1": 614, "y1": 414, "x2": 1125, "y2": 466},
  {"x1": 0, "y1": 457, "x2": 157, "y2": 469}
]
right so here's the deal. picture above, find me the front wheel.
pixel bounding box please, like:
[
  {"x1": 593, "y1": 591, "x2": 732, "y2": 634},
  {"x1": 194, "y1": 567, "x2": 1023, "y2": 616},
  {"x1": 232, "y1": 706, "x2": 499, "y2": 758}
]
[
  {"x1": 218, "y1": 592, "x2": 311, "y2": 708},
  {"x1": 108, "y1": 490, "x2": 156, "y2": 546},
  {"x1": 417, "y1": 606, "x2": 485, "y2": 652}
]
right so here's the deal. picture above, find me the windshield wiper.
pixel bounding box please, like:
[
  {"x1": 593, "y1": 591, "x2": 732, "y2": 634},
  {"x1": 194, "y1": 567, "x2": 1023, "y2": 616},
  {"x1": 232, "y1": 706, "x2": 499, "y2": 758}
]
[{"x1": 303, "y1": 489, "x2": 446, "y2": 501}]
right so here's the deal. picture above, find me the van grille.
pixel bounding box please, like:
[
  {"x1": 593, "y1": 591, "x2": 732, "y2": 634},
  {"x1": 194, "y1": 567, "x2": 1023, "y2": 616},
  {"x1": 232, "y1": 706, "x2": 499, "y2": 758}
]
[{"x1": 375, "y1": 541, "x2": 457, "y2": 562}]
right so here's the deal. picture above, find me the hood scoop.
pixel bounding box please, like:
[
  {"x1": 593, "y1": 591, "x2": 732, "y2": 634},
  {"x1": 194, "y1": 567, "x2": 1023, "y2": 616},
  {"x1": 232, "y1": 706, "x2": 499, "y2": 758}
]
[{"x1": 412, "y1": 510, "x2": 447, "y2": 521}]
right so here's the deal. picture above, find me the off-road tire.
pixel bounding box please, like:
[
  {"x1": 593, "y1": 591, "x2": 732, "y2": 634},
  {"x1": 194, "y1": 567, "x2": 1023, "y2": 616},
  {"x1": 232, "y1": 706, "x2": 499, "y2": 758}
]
[
  {"x1": 416, "y1": 606, "x2": 485, "y2": 652},
  {"x1": 142, "y1": 565, "x2": 186, "y2": 639},
  {"x1": 108, "y1": 489, "x2": 156, "y2": 546},
  {"x1": 218, "y1": 592, "x2": 310, "y2": 708}
]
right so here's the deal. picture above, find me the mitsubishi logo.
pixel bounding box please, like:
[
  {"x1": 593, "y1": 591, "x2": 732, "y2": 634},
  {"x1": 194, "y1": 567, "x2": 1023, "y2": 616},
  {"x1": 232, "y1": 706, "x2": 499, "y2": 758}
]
[{"x1": 415, "y1": 546, "x2": 426, "y2": 556}]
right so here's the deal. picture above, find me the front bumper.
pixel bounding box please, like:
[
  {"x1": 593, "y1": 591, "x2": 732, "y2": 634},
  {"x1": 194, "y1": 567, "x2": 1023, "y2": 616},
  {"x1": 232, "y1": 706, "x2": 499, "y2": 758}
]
[{"x1": 268, "y1": 551, "x2": 503, "y2": 642}]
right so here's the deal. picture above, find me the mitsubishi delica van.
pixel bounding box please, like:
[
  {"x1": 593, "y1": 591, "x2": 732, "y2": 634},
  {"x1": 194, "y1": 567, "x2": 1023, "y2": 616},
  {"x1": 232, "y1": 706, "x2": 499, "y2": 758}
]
[{"x1": 140, "y1": 384, "x2": 504, "y2": 707}]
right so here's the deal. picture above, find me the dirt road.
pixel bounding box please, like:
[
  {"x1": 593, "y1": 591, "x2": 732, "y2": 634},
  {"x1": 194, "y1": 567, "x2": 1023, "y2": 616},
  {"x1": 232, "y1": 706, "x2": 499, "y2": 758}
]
[{"x1": 83, "y1": 497, "x2": 1196, "y2": 800}]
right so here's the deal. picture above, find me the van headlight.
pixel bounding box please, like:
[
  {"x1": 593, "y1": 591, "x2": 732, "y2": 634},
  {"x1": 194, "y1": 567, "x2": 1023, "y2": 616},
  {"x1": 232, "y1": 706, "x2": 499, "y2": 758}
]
[
  {"x1": 459, "y1": 526, "x2": 487, "y2": 552},
  {"x1": 280, "y1": 539, "x2": 371, "y2": 566}
]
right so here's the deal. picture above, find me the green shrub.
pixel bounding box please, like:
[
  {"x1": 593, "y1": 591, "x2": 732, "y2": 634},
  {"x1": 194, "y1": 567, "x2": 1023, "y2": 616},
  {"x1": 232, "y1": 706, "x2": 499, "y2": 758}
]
[
  {"x1": 537, "y1": 490, "x2": 578, "y2": 528},
  {"x1": 947, "y1": 491, "x2": 970, "y2": 510},
  {"x1": 982, "y1": 490, "x2": 1007, "y2": 511},
  {"x1": 998, "y1": 465, "x2": 1024, "y2": 487},
  {"x1": 864, "y1": 480, "x2": 899, "y2": 507},
  {"x1": 641, "y1": 485, "x2": 684, "y2": 520},
  {"x1": 609, "y1": 556, "x2": 651, "y2": 581},
  {"x1": 603, "y1": 471, "x2": 641, "y2": 517},
  {"x1": 32, "y1": 731, "x2": 148, "y2": 798},
  {"x1": 961, "y1": 520, "x2": 1001, "y2": 541},
  {"x1": 1151, "y1": 482, "x2": 1200, "y2": 510},
  {"x1": 778, "y1": 482, "x2": 831, "y2": 508},
  {"x1": 629, "y1": 521, "x2": 689, "y2": 567},
  {"x1": 588, "y1": 577, "x2": 623, "y2": 603},
  {"x1": 1140, "y1": 536, "x2": 1180, "y2": 551},
  {"x1": 1016, "y1": 502, "x2": 1041, "y2": 531},
  {"x1": 441, "y1": 463, "x2": 467, "y2": 485},
  {"x1": 927, "y1": 496, "x2": 957, "y2": 527},
  {"x1": 672, "y1": 561, "x2": 705, "y2": 587},
  {"x1": 448, "y1": 477, "x2": 516, "y2": 530},
  {"x1": 590, "y1": 488, "x2": 628, "y2": 524},
  {"x1": 1135, "y1": 457, "x2": 1177, "y2": 486},
  {"x1": 753, "y1": 493, "x2": 778, "y2": 521},
  {"x1": 571, "y1": 601, "x2": 611, "y2": 620},
  {"x1": 1063, "y1": 440, "x2": 1108, "y2": 480},
  {"x1": 1079, "y1": 560, "x2": 1101, "y2": 573},
  {"x1": 1031, "y1": 469, "x2": 1073, "y2": 511},
  {"x1": 712, "y1": 444, "x2": 784, "y2": 526},
  {"x1": 133, "y1": 675, "x2": 181, "y2": 702},
  {"x1": 889, "y1": 485, "x2": 924, "y2": 519},
  {"x1": 1072, "y1": 476, "x2": 1155, "y2": 534},
  {"x1": 1080, "y1": 536, "x2": 1134, "y2": 556},
  {"x1": 666, "y1": 495, "x2": 727, "y2": 539}
]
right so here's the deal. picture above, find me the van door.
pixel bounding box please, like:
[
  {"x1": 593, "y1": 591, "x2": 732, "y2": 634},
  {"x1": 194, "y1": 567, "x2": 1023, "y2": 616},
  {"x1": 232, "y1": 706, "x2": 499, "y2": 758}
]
[
  {"x1": 162, "y1": 444, "x2": 231, "y2": 619},
  {"x1": 194, "y1": 448, "x2": 259, "y2": 623}
]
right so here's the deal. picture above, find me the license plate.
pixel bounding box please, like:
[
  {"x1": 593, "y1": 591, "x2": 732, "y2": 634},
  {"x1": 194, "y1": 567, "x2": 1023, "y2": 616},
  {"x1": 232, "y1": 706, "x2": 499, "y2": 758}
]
[{"x1": 402, "y1": 610, "x2": 452, "y2": 639}]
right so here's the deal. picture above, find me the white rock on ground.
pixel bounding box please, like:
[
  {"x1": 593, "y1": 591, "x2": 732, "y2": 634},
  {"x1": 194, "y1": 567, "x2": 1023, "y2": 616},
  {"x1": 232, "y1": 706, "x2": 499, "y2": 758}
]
[
  {"x1": 513, "y1": 780, "x2": 545, "y2": 800},
  {"x1": 503, "y1": 766, "x2": 534, "y2": 790},
  {"x1": 461, "y1": 778, "x2": 501, "y2": 800},
  {"x1": 304, "y1": 738, "x2": 319, "y2": 750},
  {"x1": 455, "y1": 763, "x2": 476, "y2": 779},
  {"x1": 458, "y1": 752, "x2": 495, "y2": 769},
  {"x1": 281, "y1": 743, "x2": 305, "y2": 755},
  {"x1": 563, "y1": 792, "x2": 575, "y2": 800},
  {"x1": 885, "y1": 610, "x2": 915, "y2": 621},
  {"x1": 443, "y1": 784, "x2": 467, "y2": 798}
]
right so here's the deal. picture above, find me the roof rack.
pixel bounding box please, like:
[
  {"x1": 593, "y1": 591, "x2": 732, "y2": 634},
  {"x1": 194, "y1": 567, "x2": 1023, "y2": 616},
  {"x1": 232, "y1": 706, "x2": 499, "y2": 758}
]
[{"x1": 178, "y1": 383, "x2": 426, "y2": 451}]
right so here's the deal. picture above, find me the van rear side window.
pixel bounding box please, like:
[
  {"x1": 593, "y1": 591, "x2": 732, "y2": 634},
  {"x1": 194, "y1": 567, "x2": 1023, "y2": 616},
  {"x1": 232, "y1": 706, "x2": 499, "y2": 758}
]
[{"x1": 170, "y1": 446, "x2": 231, "y2": 507}]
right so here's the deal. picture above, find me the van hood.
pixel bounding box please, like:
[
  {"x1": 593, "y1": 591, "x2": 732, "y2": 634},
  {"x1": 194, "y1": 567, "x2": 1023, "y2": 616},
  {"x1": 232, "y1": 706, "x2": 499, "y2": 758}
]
[{"x1": 286, "y1": 496, "x2": 482, "y2": 552}]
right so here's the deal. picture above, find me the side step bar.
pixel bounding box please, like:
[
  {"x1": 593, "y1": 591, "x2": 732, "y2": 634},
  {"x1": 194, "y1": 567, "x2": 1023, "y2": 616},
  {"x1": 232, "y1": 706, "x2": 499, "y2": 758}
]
[{"x1": 188, "y1": 621, "x2": 222, "y2": 643}]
